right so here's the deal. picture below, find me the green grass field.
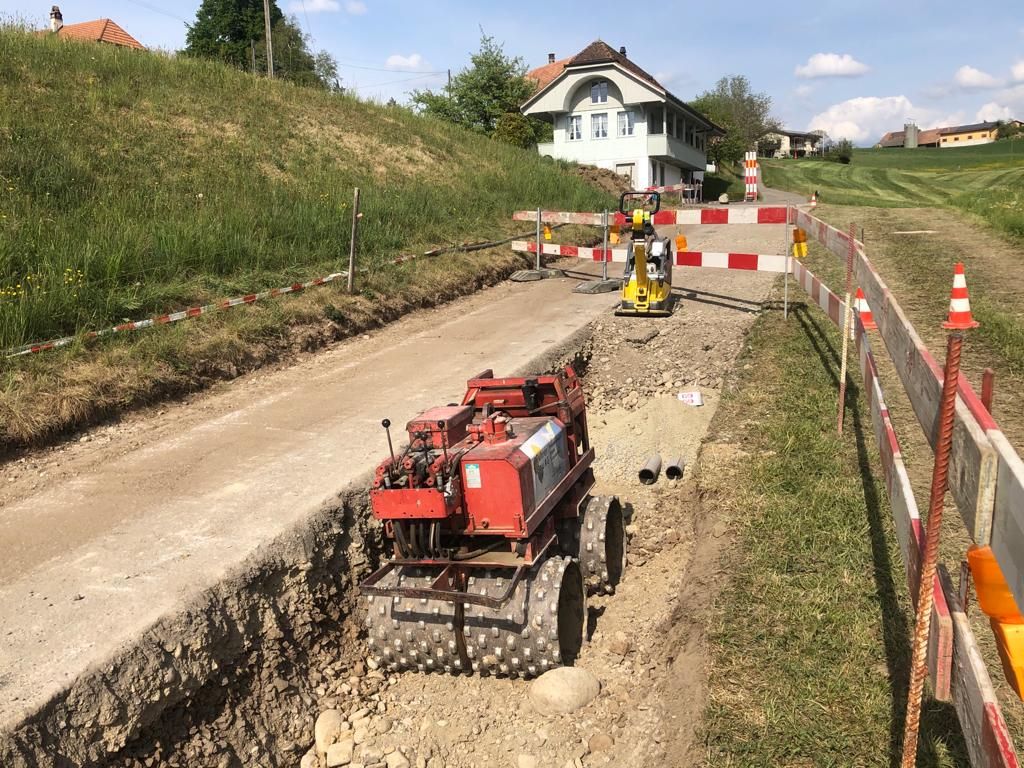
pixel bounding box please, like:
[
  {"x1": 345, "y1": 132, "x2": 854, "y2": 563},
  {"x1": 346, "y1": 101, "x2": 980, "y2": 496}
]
[
  {"x1": 761, "y1": 145, "x2": 1024, "y2": 241},
  {"x1": 0, "y1": 28, "x2": 611, "y2": 354}
]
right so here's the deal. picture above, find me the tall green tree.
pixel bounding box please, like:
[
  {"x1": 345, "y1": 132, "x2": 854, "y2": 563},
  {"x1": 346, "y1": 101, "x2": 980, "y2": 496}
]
[
  {"x1": 410, "y1": 34, "x2": 547, "y2": 148},
  {"x1": 184, "y1": 0, "x2": 339, "y2": 90},
  {"x1": 690, "y1": 75, "x2": 779, "y2": 166}
]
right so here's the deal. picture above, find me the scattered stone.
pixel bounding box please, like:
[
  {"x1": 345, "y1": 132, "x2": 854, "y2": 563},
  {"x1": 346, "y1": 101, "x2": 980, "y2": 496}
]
[
  {"x1": 385, "y1": 751, "x2": 411, "y2": 768},
  {"x1": 326, "y1": 739, "x2": 355, "y2": 767},
  {"x1": 315, "y1": 710, "x2": 347, "y2": 755},
  {"x1": 608, "y1": 631, "x2": 631, "y2": 657},
  {"x1": 529, "y1": 667, "x2": 601, "y2": 715},
  {"x1": 517, "y1": 755, "x2": 538, "y2": 768},
  {"x1": 300, "y1": 749, "x2": 319, "y2": 768},
  {"x1": 588, "y1": 733, "x2": 614, "y2": 753}
]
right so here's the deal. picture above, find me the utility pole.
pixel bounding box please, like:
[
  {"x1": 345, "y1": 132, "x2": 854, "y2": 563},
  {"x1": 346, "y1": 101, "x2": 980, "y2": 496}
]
[
  {"x1": 250, "y1": 39, "x2": 256, "y2": 75},
  {"x1": 263, "y1": 0, "x2": 274, "y2": 78},
  {"x1": 447, "y1": 69, "x2": 451, "y2": 96}
]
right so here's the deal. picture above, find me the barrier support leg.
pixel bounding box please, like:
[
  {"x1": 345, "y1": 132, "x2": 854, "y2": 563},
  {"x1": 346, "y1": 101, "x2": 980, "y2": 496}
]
[{"x1": 837, "y1": 221, "x2": 857, "y2": 435}]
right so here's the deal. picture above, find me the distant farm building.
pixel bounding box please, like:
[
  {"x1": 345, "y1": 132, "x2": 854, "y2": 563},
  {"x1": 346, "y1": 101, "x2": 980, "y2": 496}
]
[
  {"x1": 37, "y1": 5, "x2": 145, "y2": 50},
  {"x1": 521, "y1": 41, "x2": 723, "y2": 189},
  {"x1": 761, "y1": 129, "x2": 824, "y2": 158},
  {"x1": 876, "y1": 120, "x2": 1021, "y2": 149}
]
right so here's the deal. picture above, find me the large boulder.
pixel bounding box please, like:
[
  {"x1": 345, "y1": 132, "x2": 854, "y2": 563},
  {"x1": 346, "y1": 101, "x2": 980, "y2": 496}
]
[{"x1": 528, "y1": 667, "x2": 601, "y2": 715}]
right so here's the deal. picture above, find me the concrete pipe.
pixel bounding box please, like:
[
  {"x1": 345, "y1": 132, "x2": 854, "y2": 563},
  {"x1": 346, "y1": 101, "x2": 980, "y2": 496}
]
[
  {"x1": 638, "y1": 456, "x2": 662, "y2": 485},
  {"x1": 665, "y1": 456, "x2": 685, "y2": 481}
]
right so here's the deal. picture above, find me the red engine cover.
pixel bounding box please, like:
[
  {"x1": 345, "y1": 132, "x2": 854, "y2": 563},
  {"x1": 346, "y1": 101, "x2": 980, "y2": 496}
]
[
  {"x1": 406, "y1": 405, "x2": 473, "y2": 449},
  {"x1": 460, "y1": 417, "x2": 569, "y2": 537}
]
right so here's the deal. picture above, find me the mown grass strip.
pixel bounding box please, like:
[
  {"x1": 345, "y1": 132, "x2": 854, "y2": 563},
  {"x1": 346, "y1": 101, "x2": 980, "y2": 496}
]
[
  {"x1": 699, "y1": 300, "x2": 967, "y2": 767},
  {"x1": 760, "y1": 145, "x2": 1024, "y2": 243}
]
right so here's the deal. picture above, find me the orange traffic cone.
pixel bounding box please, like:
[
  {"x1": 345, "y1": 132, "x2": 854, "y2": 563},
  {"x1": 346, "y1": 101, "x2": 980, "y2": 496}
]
[
  {"x1": 810, "y1": 191, "x2": 817, "y2": 208},
  {"x1": 855, "y1": 288, "x2": 877, "y2": 330},
  {"x1": 942, "y1": 263, "x2": 980, "y2": 330}
]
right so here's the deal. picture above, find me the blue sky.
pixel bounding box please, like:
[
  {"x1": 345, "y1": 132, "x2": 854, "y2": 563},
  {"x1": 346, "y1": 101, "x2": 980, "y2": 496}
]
[{"x1": 4, "y1": 0, "x2": 1024, "y2": 145}]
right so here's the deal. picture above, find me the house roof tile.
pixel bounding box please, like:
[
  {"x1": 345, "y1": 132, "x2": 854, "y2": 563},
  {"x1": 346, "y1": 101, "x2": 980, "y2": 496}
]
[{"x1": 38, "y1": 19, "x2": 144, "y2": 49}]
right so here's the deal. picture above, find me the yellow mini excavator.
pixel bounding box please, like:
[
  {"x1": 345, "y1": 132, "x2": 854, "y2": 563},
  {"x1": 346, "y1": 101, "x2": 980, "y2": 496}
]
[{"x1": 615, "y1": 191, "x2": 673, "y2": 317}]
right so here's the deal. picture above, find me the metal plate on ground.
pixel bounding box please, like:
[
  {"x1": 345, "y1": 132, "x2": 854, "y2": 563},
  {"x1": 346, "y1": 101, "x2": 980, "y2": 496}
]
[
  {"x1": 572, "y1": 279, "x2": 621, "y2": 294},
  {"x1": 510, "y1": 269, "x2": 565, "y2": 282}
]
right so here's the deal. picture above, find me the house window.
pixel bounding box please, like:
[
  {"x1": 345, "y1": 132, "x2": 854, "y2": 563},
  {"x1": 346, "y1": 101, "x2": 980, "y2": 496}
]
[
  {"x1": 954, "y1": 136, "x2": 960, "y2": 141},
  {"x1": 617, "y1": 111, "x2": 635, "y2": 137},
  {"x1": 967, "y1": 134, "x2": 973, "y2": 139},
  {"x1": 591, "y1": 113, "x2": 608, "y2": 139},
  {"x1": 591, "y1": 81, "x2": 608, "y2": 104},
  {"x1": 568, "y1": 115, "x2": 582, "y2": 141},
  {"x1": 649, "y1": 107, "x2": 663, "y2": 135}
]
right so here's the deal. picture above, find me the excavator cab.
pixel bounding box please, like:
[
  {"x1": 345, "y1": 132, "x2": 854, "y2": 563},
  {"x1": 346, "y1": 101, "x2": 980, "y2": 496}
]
[{"x1": 616, "y1": 191, "x2": 673, "y2": 317}]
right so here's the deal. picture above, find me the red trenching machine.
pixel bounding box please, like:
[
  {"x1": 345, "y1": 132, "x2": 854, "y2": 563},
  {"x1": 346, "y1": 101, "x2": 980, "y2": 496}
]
[{"x1": 360, "y1": 367, "x2": 625, "y2": 678}]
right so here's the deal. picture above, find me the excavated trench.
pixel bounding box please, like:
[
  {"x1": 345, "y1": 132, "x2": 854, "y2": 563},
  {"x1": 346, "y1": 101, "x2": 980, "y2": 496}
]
[{"x1": 0, "y1": 336, "x2": 596, "y2": 768}]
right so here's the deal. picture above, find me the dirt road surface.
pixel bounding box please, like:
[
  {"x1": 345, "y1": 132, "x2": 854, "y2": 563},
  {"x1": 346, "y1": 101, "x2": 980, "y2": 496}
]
[{"x1": 0, "y1": 217, "x2": 785, "y2": 766}]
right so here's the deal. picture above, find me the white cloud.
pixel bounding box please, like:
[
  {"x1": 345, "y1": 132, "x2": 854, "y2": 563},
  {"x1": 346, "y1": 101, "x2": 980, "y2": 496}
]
[
  {"x1": 290, "y1": 0, "x2": 339, "y2": 11},
  {"x1": 806, "y1": 96, "x2": 966, "y2": 144},
  {"x1": 345, "y1": 0, "x2": 367, "y2": 14},
  {"x1": 954, "y1": 65, "x2": 1001, "y2": 90},
  {"x1": 976, "y1": 102, "x2": 1013, "y2": 121},
  {"x1": 385, "y1": 53, "x2": 426, "y2": 70},
  {"x1": 1013, "y1": 61, "x2": 1024, "y2": 83},
  {"x1": 795, "y1": 53, "x2": 869, "y2": 79}
]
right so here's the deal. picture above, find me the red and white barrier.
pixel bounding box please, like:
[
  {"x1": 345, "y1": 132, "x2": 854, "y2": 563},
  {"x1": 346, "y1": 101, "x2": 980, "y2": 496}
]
[
  {"x1": 744, "y1": 150, "x2": 759, "y2": 202},
  {"x1": 793, "y1": 227, "x2": 1020, "y2": 765},
  {"x1": 5, "y1": 271, "x2": 347, "y2": 359},
  {"x1": 676, "y1": 251, "x2": 788, "y2": 273},
  {"x1": 511, "y1": 241, "x2": 787, "y2": 274},
  {"x1": 510, "y1": 240, "x2": 626, "y2": 262},
  {"x1": 513, "y1": 206, "x2": 789, "y2": 228}
]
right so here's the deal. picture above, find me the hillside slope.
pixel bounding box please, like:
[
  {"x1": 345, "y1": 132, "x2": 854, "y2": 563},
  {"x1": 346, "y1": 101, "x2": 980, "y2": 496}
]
[
  {"x1": 0, "y1": 29, "x2": 613, "y2": 445},
  {"x1": 761, "y1": 145, "x2": 1024, "y2": 241}
]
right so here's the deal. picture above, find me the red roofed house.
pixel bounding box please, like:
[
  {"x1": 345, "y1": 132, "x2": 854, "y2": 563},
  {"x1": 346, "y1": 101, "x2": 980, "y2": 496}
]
[
  {"x1": 521, "y1": 41, "x2": 722, "y2": 188},
  {"x1": 38, "y1": 5, "x2": 145, "y2": 50}
]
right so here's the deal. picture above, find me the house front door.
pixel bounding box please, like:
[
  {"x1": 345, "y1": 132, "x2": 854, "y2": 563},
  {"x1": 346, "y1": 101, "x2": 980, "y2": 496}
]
[{"x1": 615, "y1": 163, "x2": 635, "y2": 186}]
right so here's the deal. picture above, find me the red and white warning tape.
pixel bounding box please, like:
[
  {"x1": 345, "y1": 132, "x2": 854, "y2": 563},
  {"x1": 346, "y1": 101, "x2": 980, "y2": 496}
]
[
  {"x1": 4, "y1": 271, "x2": 347, "y2": 359},
  {"x1": 513, "y1": 206, "x2": 788, "y2": 228}
]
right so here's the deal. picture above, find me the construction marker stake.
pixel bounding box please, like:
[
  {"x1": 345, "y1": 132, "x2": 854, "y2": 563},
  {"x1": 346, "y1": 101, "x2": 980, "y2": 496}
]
[
  {"x1": 900, "y1": 263, "x2": 979, "y2": 768},
  {"x1": 837, "y1": 222, "x2": 857, "y2": 435}
]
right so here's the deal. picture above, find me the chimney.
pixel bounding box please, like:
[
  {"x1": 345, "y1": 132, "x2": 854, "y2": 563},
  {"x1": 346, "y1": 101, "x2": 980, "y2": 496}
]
[
  {"x1": 50, "y1": 5, "x2": 63, "y2": 32},
  {"x1": 619, "y1": 46, "x2": 626, "y2": 56},
  {"x1": 547, "y1": 53, "x2": 555, "y2": 64}
]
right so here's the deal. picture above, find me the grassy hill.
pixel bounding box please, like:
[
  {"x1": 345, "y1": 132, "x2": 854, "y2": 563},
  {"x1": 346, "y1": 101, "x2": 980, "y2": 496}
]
[
  {"x1": 761, "y1": 144, "x2": 1024, "y2": 241},
  {"x1": 0, "y1": 28, "x2": 614, "y2": 444}
]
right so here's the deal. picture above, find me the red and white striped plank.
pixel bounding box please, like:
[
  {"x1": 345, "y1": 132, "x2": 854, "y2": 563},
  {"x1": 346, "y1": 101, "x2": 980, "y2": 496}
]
[
  {"x1": 510, "y1": 240, "x2": 626, "y2": 262},
  {"x1": 939, "y1": 566, "x2": 1021, "y2": 768},
  {"x1": 675, "y1": 251, "x2": 788, "y2": 273},
  {"x1": 4, "y1": 272, "x2": 347, "y2": 358},
  {"x1": 852, "y1": 248, "x2": 999, "y2": 547},
  {"x1": 511, "y1": 210, "x2": 606, "y2": 226},
  {"x1": 513, "y1": 206, "x2": 789, "y2": 228},
  {"x1": 792, "y1": 258, "x2": 846, "y2": 326},
  {"x1": 856, "y1": 314, "x2": 953, "y2": 700}
]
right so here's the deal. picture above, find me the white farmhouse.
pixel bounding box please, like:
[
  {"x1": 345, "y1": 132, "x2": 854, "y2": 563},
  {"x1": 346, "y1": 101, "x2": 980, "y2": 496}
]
[{"x1": 521, "y1": 41, "x2": 723, "y2": 189}]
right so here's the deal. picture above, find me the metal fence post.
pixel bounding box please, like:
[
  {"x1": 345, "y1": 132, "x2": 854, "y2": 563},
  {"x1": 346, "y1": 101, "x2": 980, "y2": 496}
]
[
  {"x1": 347, "y1": 187, "x2": 361, "y2": 294},
  {"x1": 837, "y1": 221, "x2": 857, "y2": 435},
  {"x1": 535, "y1": 207, "x2": 542, "y2": 272},
  {"x1": 784, "y1": 208, "x2": 791, "y2": 320},
  {"x1": 602, "y1": 209, "x2": 609, "y2": 282}
]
